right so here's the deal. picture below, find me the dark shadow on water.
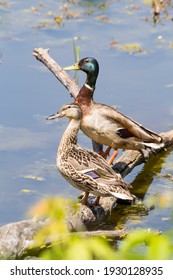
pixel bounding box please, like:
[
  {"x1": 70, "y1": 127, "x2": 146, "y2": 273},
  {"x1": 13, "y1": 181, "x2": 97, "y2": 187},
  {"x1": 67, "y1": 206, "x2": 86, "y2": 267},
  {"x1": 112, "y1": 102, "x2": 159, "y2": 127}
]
[
  {"x1": 131, "y1": 149, "x2": 172, "y2": 199},
  {"x1": 97, "y1": 149, "x2": 172, "y2": 231}
]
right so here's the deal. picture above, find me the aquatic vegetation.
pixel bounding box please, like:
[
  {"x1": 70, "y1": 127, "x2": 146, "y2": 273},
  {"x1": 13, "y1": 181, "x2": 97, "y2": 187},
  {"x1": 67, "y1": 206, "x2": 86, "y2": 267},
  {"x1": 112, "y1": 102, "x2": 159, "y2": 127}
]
[
  {"x1": 21, "y1": 175, "x2": 45, "y2": 181},
  {"x1": 110, "y1": 40, "x2": 149, "y2": 55},
  {"x1": 0, "y1": 2, "x2": 10, "y2": 9}
]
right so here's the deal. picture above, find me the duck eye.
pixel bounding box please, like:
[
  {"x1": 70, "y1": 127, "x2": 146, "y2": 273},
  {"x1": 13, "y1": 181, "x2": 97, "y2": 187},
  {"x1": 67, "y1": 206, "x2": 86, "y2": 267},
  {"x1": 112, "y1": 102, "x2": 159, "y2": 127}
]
[
  {"x1": 84, "y1": 59, "x2": 89, "y2": 64},
  {"x1": 67, "y1": 105, "x2": 72, "y2": 109}
]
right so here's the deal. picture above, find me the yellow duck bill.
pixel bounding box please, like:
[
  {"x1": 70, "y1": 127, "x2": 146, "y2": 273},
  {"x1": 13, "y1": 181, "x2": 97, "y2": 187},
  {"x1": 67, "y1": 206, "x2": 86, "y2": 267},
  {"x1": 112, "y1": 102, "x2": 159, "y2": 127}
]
[{"x1": 63, "y1": 62, "x2": 79, "y2": 71}]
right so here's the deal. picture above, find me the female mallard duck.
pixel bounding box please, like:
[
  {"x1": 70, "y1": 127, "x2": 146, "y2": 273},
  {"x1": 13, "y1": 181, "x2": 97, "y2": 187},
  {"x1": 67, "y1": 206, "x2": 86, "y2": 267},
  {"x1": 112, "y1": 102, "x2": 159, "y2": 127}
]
[
  {"x1": 64, "y1": 57, "x2": 164, "y2": 161},
  {"x1": 47, "y1": 103, "x2": 135, "y2": 206}
]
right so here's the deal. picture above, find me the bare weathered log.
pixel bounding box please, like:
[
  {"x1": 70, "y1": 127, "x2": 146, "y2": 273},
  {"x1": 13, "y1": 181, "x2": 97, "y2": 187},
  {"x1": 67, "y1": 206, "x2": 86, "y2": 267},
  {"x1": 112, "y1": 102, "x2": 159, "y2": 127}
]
[
  {"x1": 74, "y1": 229, "x2": 126, "y2": 239},
  {"x1": 33, "y1": 48, "x2": 79, "y2": 98},
  {"x1": 0, "y1": 217, "x2": 125, "y2": 259},
  {"x1": 0, "y1": 219, "x2": 47, "y2": 259}
]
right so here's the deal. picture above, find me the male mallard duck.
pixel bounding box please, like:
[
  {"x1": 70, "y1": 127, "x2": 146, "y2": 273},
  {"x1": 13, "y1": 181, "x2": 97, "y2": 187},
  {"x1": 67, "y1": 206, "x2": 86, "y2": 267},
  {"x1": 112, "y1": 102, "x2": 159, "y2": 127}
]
[
  {"x1": 64, "y1": 57, "x2": 164, "y2": 161},
  {"x1": 47, "y1": 103, "x2": 135, "y2": 206}
]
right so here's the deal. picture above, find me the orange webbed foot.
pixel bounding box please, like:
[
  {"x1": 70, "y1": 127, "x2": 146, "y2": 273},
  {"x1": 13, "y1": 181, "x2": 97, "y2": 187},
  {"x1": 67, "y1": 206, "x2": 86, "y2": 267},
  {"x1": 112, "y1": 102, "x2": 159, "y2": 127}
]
[{"x1": 107, "y1": 150, "x2": 118, "y2": 165}]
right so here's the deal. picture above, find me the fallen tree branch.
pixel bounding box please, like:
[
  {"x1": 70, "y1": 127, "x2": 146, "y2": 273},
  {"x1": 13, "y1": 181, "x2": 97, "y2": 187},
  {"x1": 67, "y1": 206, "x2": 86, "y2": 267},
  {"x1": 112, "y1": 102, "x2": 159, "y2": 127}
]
[
  {"x1": 0, "y1": 219, "x2": 46, "y2": 259},
  {"x1": 33, "y1": 48, "x2": 79, "y2": 98},
  {"x1": 0, "y1": 217, "x2": 125, "y2": 259}
]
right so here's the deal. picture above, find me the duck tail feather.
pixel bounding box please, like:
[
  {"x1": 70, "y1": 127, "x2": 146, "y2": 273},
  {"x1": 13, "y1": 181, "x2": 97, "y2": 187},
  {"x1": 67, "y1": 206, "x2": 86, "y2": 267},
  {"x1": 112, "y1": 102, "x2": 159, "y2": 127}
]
[{"x1": 109, "y1": 191, "x2": 134, "y2": 201}]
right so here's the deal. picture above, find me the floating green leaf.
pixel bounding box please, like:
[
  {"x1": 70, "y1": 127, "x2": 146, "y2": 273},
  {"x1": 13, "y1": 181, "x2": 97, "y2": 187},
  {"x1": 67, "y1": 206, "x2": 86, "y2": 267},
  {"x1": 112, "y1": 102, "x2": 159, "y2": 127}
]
[
  {"x1": 21, "y1": 189, "x2": 31, "y2": 193},
  {"x1": 21, "y1": 175, "x2": 45, "y2": 181},
  {"x1": 110, "y1": 40, "x2": 149, "y2": 55}
]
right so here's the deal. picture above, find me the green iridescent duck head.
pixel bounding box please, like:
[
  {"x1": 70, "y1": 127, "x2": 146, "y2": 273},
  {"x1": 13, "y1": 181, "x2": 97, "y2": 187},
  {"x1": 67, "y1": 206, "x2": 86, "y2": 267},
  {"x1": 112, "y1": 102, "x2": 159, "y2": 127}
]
[{"x1": 64, "y1": 57, "x2": 99, "y2": 90}]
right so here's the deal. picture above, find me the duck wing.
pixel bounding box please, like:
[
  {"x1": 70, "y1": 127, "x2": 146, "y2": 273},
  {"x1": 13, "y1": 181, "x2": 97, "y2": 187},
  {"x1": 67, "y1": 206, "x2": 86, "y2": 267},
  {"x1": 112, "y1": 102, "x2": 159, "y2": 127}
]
[
  {"x1": 59, "y1": 146, "x2": 133, "y2": 199},
  {"x1": 60, "y1": 160, "x2": 133, "y2": 200},
  {"x1": 66, "y1": 145, "x2": 131, "y2": 187},
  {"x1": 99, "y1": 104, "x2": 162, "y2": 143}
]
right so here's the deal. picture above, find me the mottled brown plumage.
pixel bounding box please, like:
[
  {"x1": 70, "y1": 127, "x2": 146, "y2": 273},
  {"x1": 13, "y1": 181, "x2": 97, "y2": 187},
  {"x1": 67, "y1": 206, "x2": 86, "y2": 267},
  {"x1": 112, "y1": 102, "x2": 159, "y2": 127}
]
[{"x1": 47, "y1": 103, "x2": 135, "y2": 206}]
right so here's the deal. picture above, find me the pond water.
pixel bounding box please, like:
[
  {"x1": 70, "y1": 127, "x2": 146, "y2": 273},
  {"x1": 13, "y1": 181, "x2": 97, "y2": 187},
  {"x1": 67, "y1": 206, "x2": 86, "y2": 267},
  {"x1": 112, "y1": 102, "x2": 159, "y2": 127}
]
[{"x1": 0, "y1": 0, "x2": 173, "y2": 236}]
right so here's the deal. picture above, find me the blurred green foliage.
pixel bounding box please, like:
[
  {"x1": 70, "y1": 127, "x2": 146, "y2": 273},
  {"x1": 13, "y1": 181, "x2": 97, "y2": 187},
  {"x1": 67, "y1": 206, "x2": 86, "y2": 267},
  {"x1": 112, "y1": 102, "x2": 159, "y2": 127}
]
[
  {"x1": 118, "y1": 229, "x2": 173, "y2": 260},
  {"x1": 31, "y1": 196, "x2": 173, "y2": 260},
  {"x1": 31, "y1": 197, "x2": 116, "y2": 260}
]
